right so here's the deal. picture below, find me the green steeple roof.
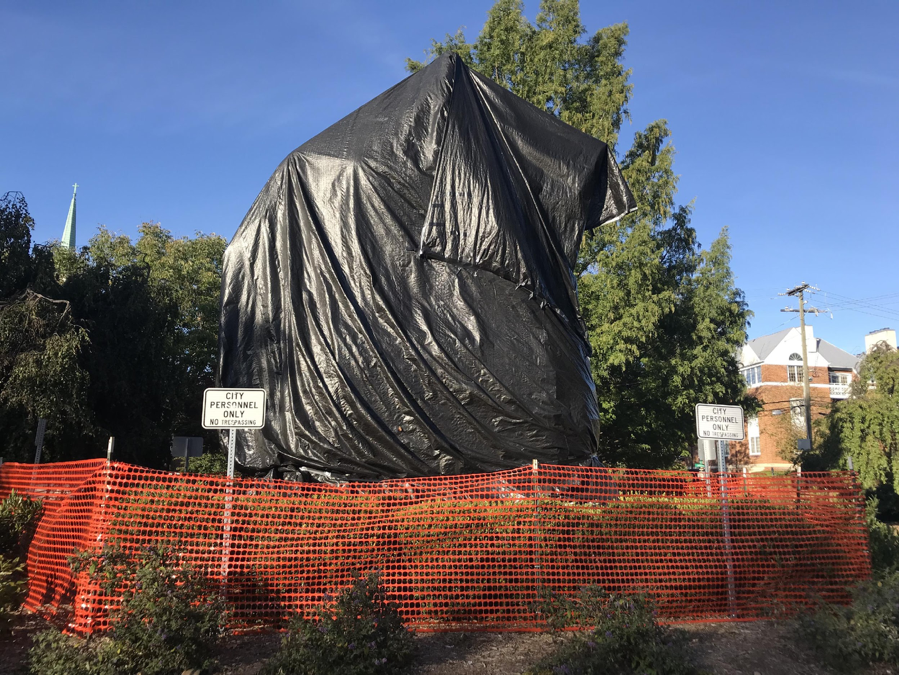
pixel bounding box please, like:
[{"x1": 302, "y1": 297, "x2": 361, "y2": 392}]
[{"x1": 62, "y1": 183, "x2": 77, "y2": 249}]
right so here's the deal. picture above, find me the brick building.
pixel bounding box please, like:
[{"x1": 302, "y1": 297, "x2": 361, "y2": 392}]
[{"x1": 728, "y1": 326, "x2": 859, "y2": 472}]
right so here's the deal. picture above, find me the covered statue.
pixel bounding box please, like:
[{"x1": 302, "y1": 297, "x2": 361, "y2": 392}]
[{"x1": 218, "y1": 54, "x2": 636, "y2": 480}]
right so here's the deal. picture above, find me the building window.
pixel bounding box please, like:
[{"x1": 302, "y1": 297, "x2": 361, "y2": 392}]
[
  {"x1": 748, "y1": 416, "x2": 761, "y2": 456},
  {"x1": 790, "y1": 398, "x2": 806, "y2": 428},
  {"x1": 830, "y1": 372, "x2": 850, "y2": 385},
  {"x1": 742, "y1": 365, "x2": 762, "y2": 387},
  {"x1": 789, "y1": 353, "x2": 802, "y2": 361},
  {"x1": 788, "y1": 365, "x2": 804, "y2": 383},
  {"x1": 830, "y1": 371, "x2": 852, "y2": 398}
]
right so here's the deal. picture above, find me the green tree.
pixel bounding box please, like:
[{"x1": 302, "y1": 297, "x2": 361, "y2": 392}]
[
  {"x1": 52, "y1": 224, "x2": 227, "y2": 466},
  {"x1": 0, "y1": 193, "x2": 92, "y2": 461},
  {"x1": 817, "y1": 345, "x2": 899, "y2": 493},
  {"x1": 0, "y1": 192, "x2": 35, "y2": 298},
  {"x1": 0, "y1": 194, "x2": 226, "y2": 467},
  {"x1": 407, "y1": 0, "x2": 632, "y2": 152},
  {"x1": 409, "y1": 0, "x2": 752, "y2": 467}
]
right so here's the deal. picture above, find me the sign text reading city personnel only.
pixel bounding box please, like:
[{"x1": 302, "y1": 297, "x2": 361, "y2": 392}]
[
  {"x1": 694, "y1": 403, "x2": 745, "y2": 441},
  {"x1": 202, "y1": 388, "x2": 267, "y2": 429}
]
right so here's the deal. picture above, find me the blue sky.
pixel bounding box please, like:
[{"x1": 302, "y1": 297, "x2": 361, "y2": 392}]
[{"x1": 3, "y1": 0, "x2": 897, "y2": 355}]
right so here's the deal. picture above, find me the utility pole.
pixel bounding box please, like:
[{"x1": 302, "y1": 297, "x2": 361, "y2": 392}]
[{"x1": 780, "y1": 282, "x2": 821, "y2": 451}]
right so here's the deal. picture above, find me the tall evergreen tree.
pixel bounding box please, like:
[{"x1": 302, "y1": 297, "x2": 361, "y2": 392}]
[{"x1": 409, "y1": 0, "x2": 752, "y2": 467}]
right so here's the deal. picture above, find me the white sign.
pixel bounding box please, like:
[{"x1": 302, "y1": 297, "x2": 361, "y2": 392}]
[
  {"x1": 202, "y1": 388, "x2": 266, "y2": 429},
  {"x1": 695, "y1": 404, "x2": 744, "y2": 441}
]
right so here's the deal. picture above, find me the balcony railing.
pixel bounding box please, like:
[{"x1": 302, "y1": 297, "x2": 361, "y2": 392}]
[{"x1": 830, "y1": 383, "x2": 851, "y2": 399}]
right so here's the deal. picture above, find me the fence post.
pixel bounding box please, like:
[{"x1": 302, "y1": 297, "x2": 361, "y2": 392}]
[
  {"x1": 531, "y1": 459, "x2": 541, "y2": 606},
  {"x1": 84, "y1": 456, "x2": 115, "y2": 633}
]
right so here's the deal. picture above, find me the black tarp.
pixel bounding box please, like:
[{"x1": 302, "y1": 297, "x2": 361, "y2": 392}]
[{"x1": 218, "y1": 54, "x2": 636, "y2": 481}]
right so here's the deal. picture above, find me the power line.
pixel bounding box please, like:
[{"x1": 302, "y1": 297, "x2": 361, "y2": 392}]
[
  {"x1": 815, "y1": 288, "x2": 899, "y2": 322},
  {"x1": 823, "y1": 290, "x2": 899, "y2": 304},
  {"x1": 826, "y1": 298, "x2": 899, "y2": 316},
  {"x1": 827, "y1": 303, "x2": 899, "y2": 317},
  {"x1": 824, "y1": 304, "x2": 899, "y2": 323}
]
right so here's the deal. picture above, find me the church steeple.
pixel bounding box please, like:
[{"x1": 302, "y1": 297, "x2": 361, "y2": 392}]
[{"x1": 62, "y1": 183, "x2": 78, "y2": 249}]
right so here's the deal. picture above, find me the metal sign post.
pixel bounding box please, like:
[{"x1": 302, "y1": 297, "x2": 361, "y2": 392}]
[
  {"x1": 222, "y1": 428, "x2": 236, "y2": 589},
  {"x1": 698, "y1": 439, "x2": 716, "y2": 498},
  {"x1": 695, "y1": 404, "x2": 743, "y2": 619},
  {"x1": 201, "y1": 388, "x2": 266, "y2": 591},
  {"x1": 227, "y1": 429, "x2": 237, "y2": 479},
  {"x1": 717, "y1": 441, "x2": 737, "y2": 618}
]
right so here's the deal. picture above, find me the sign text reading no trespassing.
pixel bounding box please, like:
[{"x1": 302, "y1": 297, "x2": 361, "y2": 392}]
[
  {"x1": 695, "y1": 403, "x2": 745, "y2": 441},
  {"x1": 202, "y1": 388, "x2": 267, "y2": 429}
]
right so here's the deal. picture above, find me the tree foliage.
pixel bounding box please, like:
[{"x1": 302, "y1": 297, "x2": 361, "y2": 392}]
[
  {"x1": 407, "y1": 0, "x2": 632, "y2": 153},
  {"x1": 817, "y1": 345, "x2": 899, "y2": 494},
  {"x1": 409, "y1": 0, "x2": 752, "y2": 467},
  {"x1": 0, "y1": 192, "x2": 92, "y2": 459},
  {"x1": 0, "y1": 192, "x2": 226, "y2": 467},
  {"x1": 0, "y1": 192, "x2": 35, "y2": 298}
]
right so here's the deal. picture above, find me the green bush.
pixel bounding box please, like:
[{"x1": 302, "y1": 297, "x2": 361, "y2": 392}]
[
  {"x1": 28, "y1": 630, "x2": 109, "y2": 675},
  {"x1": 528, "y1": 586, "x2": 700, "y2": 675},
  {"x1": 260, "y1": 571, "x2": 414, "y2": 675},
  {"x1": 866, "y1": 497, "x2": 899, "y2": 574},
  {"x1": 0, "y1": 489, "x2": 43, "y2": 559},
  {"x1": 233, "y1": 489, "x2": 388, "y2": 621},
  {"x1": 29, "y1": 545, "x2": 227, "y2": 675},
  {"x1": 394, "y1": 492, "x2": 861, "y2": 623},
  {"x1": 0, "y1": 489, "x2": 42, "y2": 631},
  {"x1": 106, "y1": 477, "x2": 390, "y2": 629},
  {"x1": 0, "y1": 555, "x2": 27, "y2": 631},
  {"x1": 185, "y1": 451, "x2": 228, "y2": 475},
  {"x1": 538, "y1": 496, "x2": 726, "y2": 619},
  {"x1": 796, "y1": 571, "x2": 899, "y2": 669},
  {"x1": 393, "y1": 499, "x2": 533, "y2": 623}
]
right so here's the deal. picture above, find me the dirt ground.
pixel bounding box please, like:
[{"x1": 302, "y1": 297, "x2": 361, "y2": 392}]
[{"x1": 2, "y1": 613, "x2": 895, "y2": 675}]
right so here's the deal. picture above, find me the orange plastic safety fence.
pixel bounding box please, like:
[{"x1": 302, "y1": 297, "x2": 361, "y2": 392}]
[{"x1": 0, "y1": 461, "x2": 870, "y2": 633}]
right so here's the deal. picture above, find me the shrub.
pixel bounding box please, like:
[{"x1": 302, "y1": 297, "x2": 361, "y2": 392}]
[
  {"x1": 28, "y1": 630, "x2": 107, "y2": 675},
  {"x1": 539, "y1": 497, "x2": 726, "y2": 619},
  {"x1": 866, "y1": 497, "x2": 899, "y2": 574},
  {"x1": 0, "y1": 555, "x2": 27, "y2": 631},
  {"x1": 0, "y1": 489, "x2": 42, "y2": 630},
  {"x1": 260, "y1": 571, "x2": 414, "y2": 675},
  {"x1": 393, "y1": 499, "x2": 533, "y2": 623},
  {"x1": 29, "y1": 545, "x2": 227, "y2": 675},
  {"x1": 528, "y1": 586, "x2": 700, "y2": 675},
  {"x1": 186, "y1": 451, "x2": 228, "y2": 475},
  {"x1": 0, "y1": 489, "x2": 43, "y2": 559},
  {"x1": 796, "y1": 571, "x2": 899, "y2": 669},
  {"x1": 107, "y1": 476, "x2": 389, "y2": 630}
]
